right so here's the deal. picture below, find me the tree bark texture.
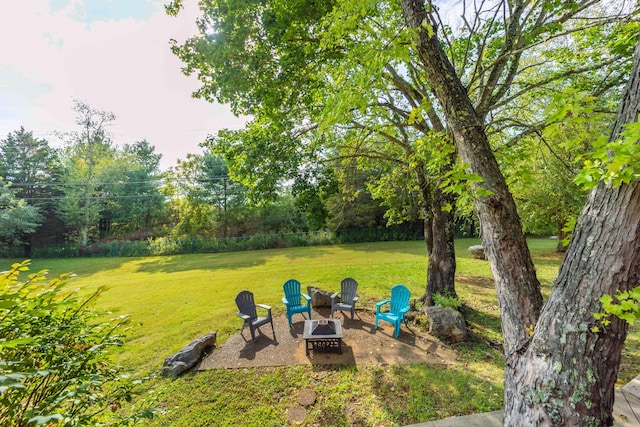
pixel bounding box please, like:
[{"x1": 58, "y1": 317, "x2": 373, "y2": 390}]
[
  {"x1": 416, "y1": 161, "x2": 458, "y2": 305},
  {"x1": 401, "y1": 0, "x2": 640, "y2": 424},
  {"x1": 401, "y1": 0, "x2": 543, "y2": 354},
  {"x1": 505, "y1": 40, "x2": 640, "y2": 426},
  {"x1": 555, "y1": 220, "x2": 569, "y2": 253},
  {"x1": 506, "y1": 184, "x2": 640, "y2": 425},
  {"x1": 425, "y1": 177, "x2": 457, "y2": 304}
]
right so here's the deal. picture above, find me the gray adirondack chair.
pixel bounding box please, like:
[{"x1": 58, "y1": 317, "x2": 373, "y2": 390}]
[
  {"x1": 235, "y1": 290, "x2": 275, "y2": 342},
  {"x1": 331, "y1": 278, "x2": 359, "y2": 320}
]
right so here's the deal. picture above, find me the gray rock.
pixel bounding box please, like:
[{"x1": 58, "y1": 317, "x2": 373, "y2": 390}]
[
  {"x1": 425, "y1": 306, "x2": 467, "y2": 343},
  {"x1": 162, "y1": 332, "x2": 217, "y2": 377},
  {"x1": 308, "y1": 286, "x2": 334, "y2": 308},
  {"x1": 468, "y1": 245, "x2": 486, "y2": 260}
]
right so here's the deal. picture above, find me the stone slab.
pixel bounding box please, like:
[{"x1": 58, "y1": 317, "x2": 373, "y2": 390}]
[
  {"x1": 403, "y1": 410, "x2": 503, "y2": 427},
  {"x1": 623, "y1": 375, "x2": 640, "y2": 399},
  {"x1": 615, "y1": 389, "x2": 640, "y2": 426}
]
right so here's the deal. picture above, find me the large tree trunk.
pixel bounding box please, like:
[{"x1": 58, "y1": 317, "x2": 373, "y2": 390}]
[
  {"x1": 401, "y1": 0, "x2": 543, "y2": 353},
  {"x1": 415, "y1": 165, "x2": 457, "y2": 305},
  {"x1": 416, "y1": 167, "x2": 434, "y2": 254},
  {"x1": 506, "y1": 41, "x2": 640, "y2": 426},
  {"x1": 402, "y1": 0, "x2": 640, "y2": 424},
  {"x1": 555, "y1": 219, "x2": 569, "y2": 253},
  {"x1": 425, "y1": 182, "x2": 457, "y2": 304},
  {"x1": 506, "y1": 183, "x2": 640, "y2": 425}
]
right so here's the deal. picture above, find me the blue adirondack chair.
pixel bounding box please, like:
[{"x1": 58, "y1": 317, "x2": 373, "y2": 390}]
[
  {"x1": 331, "y1": 278, "x2": 359, "y2": 320},
  {"x1": 282, "y1": 279, "x2": 312, "y2": 326},
  {"x1": 375, "y1": 284, "x2": 411, "y2": 337}
]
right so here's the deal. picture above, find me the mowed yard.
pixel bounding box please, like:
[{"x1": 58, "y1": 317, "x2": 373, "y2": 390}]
[{"x1": 21, "y1": 239, "x2": 640, "y2": 426}]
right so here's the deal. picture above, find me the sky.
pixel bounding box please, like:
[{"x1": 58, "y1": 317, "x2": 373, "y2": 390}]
[{"x1": 0, "y1": 0, "x2": 247, "y2": 170}]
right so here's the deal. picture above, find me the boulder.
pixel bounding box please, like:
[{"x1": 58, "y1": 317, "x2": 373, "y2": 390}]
[
  {"x1": 308, "y1": 286, "x2": 334, "y2": 308},
  {"x1": 425, "y1": 306, "x2": 467, "y2": 343},
  {"x1": 468, "y1": 245, "x2": 486, "y2": 260},
  {"x1": 162, "y1": 332, "x2": 217, "y2": 377}
]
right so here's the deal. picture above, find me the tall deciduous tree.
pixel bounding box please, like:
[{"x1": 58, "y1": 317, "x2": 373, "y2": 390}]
[
  {"x1": 57, "y1": 101, "x2": 118, "y2": 246},
  {"x1": 111, "y1": 140, "x2": 166, "y2": 236},
  {"x1": 164, "y1": 152, "x2": 248, "y2": 238},
  {"x1": 169, "y1": 0, "x2": 460, "y2": 304},
  {"x1": 324, "y1": 166, "x2": 388, "y2": 232},
  {"x1": 504, "y1": 91, "x2": 616, "y2": 250},
  {"x1": 168, "y1": 0, "x2": 634, "y2": 306},
  {"x1": 290, "y1": 161, "x2": 338, "y2": 231},
  {"x1": 401, "y1": 0, "x2": 640, "y2": 423}
]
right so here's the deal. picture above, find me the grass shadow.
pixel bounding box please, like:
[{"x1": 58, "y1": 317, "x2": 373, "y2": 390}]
[
  {"x1": 133, "y1": 245, "x2": 339, "y2": 274},
  {"x1": 371, "y1": 363, "x2": 503, "y2": 425}
]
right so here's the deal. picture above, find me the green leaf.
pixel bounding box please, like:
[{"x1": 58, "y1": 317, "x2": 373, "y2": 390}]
[
  {"x1": 0, "y1": 337, "x2": 35, "y2": 348},
  {"x1": 27, "y1": 414, "x2": 64, "y2": 425},
  {"x1": 597, "y1": 286, "x2": 640, "y2": 327}
]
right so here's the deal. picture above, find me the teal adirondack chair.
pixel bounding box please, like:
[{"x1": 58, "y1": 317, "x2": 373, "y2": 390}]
[
  {"x1": 282, "y1": 279, "x2": 312, "y2": 326},
  {"x1": 375, "y1": 284, "x2": 411, "y2": 337}
]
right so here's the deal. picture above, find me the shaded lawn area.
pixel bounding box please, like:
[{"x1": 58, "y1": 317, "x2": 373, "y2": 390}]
[{"x1": 21, "y1": 238, "x2": 639, "y2": 426}]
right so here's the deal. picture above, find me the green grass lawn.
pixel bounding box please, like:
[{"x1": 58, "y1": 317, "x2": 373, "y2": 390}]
[{"x1": 19, "y1": 238, "x2": 640, "y2": 426}]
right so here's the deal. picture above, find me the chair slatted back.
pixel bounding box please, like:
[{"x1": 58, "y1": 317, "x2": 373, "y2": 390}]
[
  {"x1": 283, "y1": 279, "x2": 303, "y2": 307},
  {"x1": 389, "y1": 284, "x2": 410, "y2": 314},
  {"x1": 235, "y1": 290, "x2": 258, "y2": 319},
  {"x1": 340, "y1": 278, "x2": 358, "y2": 303}
]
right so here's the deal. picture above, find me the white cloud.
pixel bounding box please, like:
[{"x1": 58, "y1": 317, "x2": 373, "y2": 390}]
[{"x1": 0, "y1": 0, "x2": 246, "y2": 169}]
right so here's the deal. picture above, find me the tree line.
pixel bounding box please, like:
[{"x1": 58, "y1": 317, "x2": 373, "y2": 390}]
[{"x1": 1, "y1": 101, "x2": 431, "y2": 257}]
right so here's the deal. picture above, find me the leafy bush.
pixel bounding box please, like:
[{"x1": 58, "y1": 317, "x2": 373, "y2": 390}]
[
  {"x1": 593, "y1": 286, "x2": 640, "y2": 332},
  {"x1": 432, "y1": 293, "x2": 463, "y2": 310},
  {"x1": 148, "y1": 236, "x2": 181, "y2": 256},
  {"x1": 0, "y1": 260, "x2": 154, "y2": 426},
  {"x1": 23, "y1": 227, "x2": 419, "y2": 259}
]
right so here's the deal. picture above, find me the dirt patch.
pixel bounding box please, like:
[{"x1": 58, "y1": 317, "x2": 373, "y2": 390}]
[{"x1": 198, "y1": 308, "x2": 458, "y2": 370}]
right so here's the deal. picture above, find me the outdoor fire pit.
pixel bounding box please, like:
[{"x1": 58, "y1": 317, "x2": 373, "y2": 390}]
[{"x1": 302, "y1": 319, "x2": 343, "y2": 355}]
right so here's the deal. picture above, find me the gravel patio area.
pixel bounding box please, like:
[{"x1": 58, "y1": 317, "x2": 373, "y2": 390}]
[{"x1": 197, "y1": 308, "x2": 458, "y2": 370}]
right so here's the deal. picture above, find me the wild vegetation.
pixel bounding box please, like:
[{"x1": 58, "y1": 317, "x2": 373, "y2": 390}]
[{"x1": 0, "y1": 261, "x2": 154, "y2": 426}]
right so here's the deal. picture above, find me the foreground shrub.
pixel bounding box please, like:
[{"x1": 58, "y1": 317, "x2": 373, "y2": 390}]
[{"x1": 0, "y1": 261, "x2": 154, "y2": 426}]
